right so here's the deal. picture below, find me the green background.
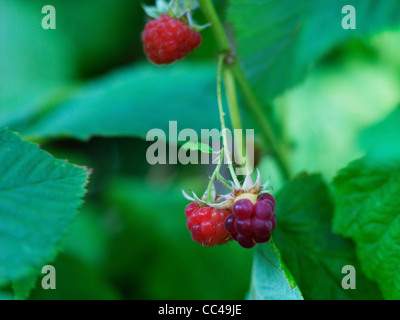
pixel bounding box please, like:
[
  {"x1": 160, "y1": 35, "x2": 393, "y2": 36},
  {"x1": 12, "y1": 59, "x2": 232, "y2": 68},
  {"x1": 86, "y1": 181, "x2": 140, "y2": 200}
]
[{"x1": 1, "y1": 0, "x2": 399, "y2": 299}]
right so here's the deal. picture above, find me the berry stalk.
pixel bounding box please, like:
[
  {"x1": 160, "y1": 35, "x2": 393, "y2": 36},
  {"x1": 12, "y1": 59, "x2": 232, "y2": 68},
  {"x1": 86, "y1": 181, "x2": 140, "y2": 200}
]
[
  {"x1": 217, "y1": 54, "x2": 241, "y2": 188},
  {"x1": 198, "y1": 0, "x2": 291, "y2": 180},
  {"x1": 196, "y1": 0, "x2": 231, "y2": 52},
  {"x1": 221, "y1": 66, "x2": 253, "y2": 174},
  {"x1": 205, "y1": 148, "x2": 232, "y2": 203}
]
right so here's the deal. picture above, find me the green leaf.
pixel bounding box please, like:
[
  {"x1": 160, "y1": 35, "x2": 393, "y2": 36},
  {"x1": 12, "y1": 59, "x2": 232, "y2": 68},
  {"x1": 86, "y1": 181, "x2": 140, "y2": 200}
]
[
  {"x1": 23, "y1": 63, "x2": 221, "y2": 141},
  {"x1": 0, "y1": 128, "x2": 89, "y2": 287},
  {"x1": 248, "y1": 240, "x2": 303, "y2": 300},
  {"x1": 333, "y1": 158, "x2": 400, "y2": 299},
  {"x1": 0, "y1": 0, "x2": 142, "y2": 130},
  {"x1": 12, "y1": 274, "x2": 38, "y2": 300},
  {"x1": 274, "y1": 173, "x2": 382, "y2": 299},
  {"x1": 360, "y1": 104, "x2": 400, "y2": 164},
  {"x1": 227, "y1": 0, "x2": 400, "y2": 101}
]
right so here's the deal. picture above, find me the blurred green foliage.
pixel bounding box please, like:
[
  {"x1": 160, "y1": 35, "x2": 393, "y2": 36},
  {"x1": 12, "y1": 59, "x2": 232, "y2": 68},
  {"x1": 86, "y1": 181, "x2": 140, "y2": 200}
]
[
  {"x1": 1, "y1": 0, "x2": 400, "y2": 300},
  {"x1": 333, "y1": 158, "x2": 400, "y2": 299}
]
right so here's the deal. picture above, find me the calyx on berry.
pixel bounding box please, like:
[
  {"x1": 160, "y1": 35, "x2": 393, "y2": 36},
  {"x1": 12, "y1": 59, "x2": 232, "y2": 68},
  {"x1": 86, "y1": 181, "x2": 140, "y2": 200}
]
[
  {"x1": 183, "y1": 170, "x2": 271, "y2": 210},
  {"x1": 143, "y1": 0, "x2": 209, "y2": 32},
  {"x1": 217, "y1": 170, "x2": 271, "y2": 208},
  {"x1": 183, "y1": 170, "x2": 276, "y2": 248}
]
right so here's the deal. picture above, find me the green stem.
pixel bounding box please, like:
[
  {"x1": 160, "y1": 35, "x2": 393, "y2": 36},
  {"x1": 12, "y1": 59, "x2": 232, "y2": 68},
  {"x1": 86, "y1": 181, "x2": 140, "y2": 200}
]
[
  {"x1": 232, "y1": 64, "x2": 291, "y2": 180},
  {"x1": 198, "y1": 0, "x2": 291, "y2": 181},
  {"x1": 205, "y1": 149, "x2": 234, "y2": 202},
  {"x1": 206, "y1": 149, "x2": 225, "y2": 202},
  {"x1": 216, "y1": 172, "x2": 233, "y2": 190},
  {"x1": 197, "y1": 0, "x2": 231, "y2": 52},
  {"x1": 222, "y1": 65, "x2": 253, "y2": 174},
  {"x1": 222, "y1": 67, "x2": 242, "y2": 132},
  {"x1": 217, "y1": 55, "x2": 241, "y2": 188}
]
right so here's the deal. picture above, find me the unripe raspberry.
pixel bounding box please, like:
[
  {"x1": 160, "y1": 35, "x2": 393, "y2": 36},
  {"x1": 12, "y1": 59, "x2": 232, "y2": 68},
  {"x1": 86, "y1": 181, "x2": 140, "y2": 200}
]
[{"x1": 185, "y1": 202, "x2": 232, "y2": 247}]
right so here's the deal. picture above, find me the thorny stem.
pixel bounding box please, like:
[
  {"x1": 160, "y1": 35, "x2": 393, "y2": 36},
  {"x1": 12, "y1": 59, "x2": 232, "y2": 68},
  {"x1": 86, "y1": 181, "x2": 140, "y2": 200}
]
[
  {"x1": 217, "y1": 55, "x2": 241, "y2": 188},
  {"x1": 205, "y1": 148, "x2": 232, "y2": 203},
  {"x1": 198, "y1": 0, "x2": 291, "y2": 181},
  {"x1": 217, "y1": 172, "x2": 233, "y2": 190}
]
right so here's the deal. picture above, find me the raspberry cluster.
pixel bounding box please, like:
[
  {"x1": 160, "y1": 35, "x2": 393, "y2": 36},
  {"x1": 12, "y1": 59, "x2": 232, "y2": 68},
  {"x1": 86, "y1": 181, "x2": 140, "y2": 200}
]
[
  {"x1": 224, "y1": 193, "x2": 277, "y2": 249},
  {"x1": 185, "y1": 202, "x2": 232, "y2": 247},
  {"x1": 142, "y1": 15, "x2": 202, "y2": 65}
]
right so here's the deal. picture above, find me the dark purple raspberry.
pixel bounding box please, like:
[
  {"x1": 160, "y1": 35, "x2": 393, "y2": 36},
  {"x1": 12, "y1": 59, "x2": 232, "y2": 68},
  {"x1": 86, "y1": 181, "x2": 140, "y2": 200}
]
[
  {"x1": 236, "y1": 234, "x2": 256, "y2": 249},
  {"x1": 253, "y1": 200, "x2": 274, "y2": 220},
  {"x1": 253, "y1": 233, "x2": 271, "y2": 244},
  {"x1": 225, "y1": 193, "x2": 277, "y2": 248},
  {"x1": 251, "y1": 216, "x2": 272, "y2": 236},
  {"x1": 270, "y1": 214, "x2": 277, "y2": 230},
  {"x1": 257, "y1": 192, "x2": 275, "y2": 203},
  {"x1": 232, "y1": 199, "x2": 253, "y2": 219},
  {"x1": 257, "y1": 193, "x2": 276, "y2": 210},
  {"x1": 235, "y1": 218, "x2": 253, "y2": 236},
  {"x1": 224, "y1": 214, "x2": 236, "y2": 233}
]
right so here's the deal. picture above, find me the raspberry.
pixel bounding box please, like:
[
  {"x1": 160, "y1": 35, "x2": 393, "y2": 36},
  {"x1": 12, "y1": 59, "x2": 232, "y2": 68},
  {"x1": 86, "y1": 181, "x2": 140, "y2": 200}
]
[
  {"x1": 142, "y1": 15, "x2": 202, "y2": 65},
  {"x1": 253, "y1": 200, "x2": 273, "y2": 220},
  {"x1": 232, "y1": 199, "x2": 253, "y2": 219},
  {"x1": 225, "y1": 194, "x2": 277, "y2": 249},
  {"x1": 185, "y1": 202, "x2": 232, "y2": 247},
  {"x1": 257, "y1": 193, "x2": 276, "y2": 210}
]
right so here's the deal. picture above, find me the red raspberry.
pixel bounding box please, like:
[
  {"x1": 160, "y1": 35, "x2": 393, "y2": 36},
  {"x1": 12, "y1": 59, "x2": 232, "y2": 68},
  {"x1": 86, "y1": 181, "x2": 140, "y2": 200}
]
[
  {"x1": 141, "y1": 15, "x2": 202, "y2": 65},
  {"x1": 224, "y1": 194, "x2": 277, "y2": 249},
  {"x1": 185, "y1": 202, "x2": 232, "y2": 247}
]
